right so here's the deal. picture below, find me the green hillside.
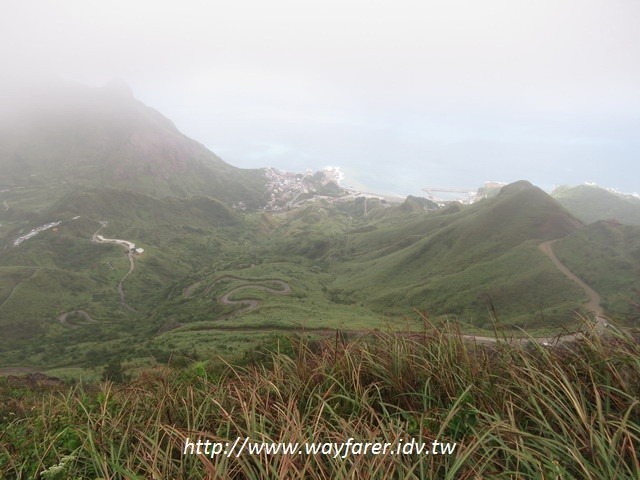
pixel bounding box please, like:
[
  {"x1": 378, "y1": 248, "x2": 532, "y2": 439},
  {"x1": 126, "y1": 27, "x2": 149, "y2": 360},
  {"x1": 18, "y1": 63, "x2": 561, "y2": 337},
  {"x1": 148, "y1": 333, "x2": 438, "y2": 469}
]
[
  {"x1": 5, "y1": 179, "x2": 635, "y2": 371},
  {"x1": 47, "y1": 188, "x2": 241, "y2": 228},
  {"x1": 554, "y1": 221, "x2": 640, "y2": 322},
  {"x1": 553, "y1": 185, "x2": 640, "y2": 225},
  {"x1": 0, "y1": 187, "x2": 254, "y2": 366},
  {"x1": 328, "y1": 181, "x2": 587, "y2": 327},
  {"x1": 0, "y1": 84, "x2": 637, "y2": 374},
  {"x1": 0, "y1": 80, "x2": 267, "y2": 208}
]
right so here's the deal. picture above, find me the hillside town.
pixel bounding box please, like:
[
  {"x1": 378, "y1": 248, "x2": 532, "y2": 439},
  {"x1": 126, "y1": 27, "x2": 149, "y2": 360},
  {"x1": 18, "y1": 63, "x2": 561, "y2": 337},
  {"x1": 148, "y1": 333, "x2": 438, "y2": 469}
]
[{"x1": 232, "y1": 167, "x2": 347, "y2": 211}]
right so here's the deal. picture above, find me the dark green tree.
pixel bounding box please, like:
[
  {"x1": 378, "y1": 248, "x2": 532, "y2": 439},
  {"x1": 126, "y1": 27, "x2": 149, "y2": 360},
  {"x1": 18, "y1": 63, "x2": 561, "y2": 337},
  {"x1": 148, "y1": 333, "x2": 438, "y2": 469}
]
[{"x1": 101, "y1": 359, "x2": 128, "y2": 383}]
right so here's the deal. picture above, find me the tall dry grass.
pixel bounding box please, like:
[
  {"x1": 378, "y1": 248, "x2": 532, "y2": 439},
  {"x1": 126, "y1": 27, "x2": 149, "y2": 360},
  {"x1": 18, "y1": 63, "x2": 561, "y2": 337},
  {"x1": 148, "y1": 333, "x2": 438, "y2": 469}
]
[{"x1": 1, "y1": 320, "x2": 639, "y2": 479}]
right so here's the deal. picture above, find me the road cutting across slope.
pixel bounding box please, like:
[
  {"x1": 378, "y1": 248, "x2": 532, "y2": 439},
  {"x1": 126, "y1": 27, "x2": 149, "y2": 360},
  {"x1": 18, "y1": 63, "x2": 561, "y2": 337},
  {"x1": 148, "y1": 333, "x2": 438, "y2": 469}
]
[
  {"x1": 91, "y1": 225, "x2": 138, "y2": 312},
  {"x1": 209, "y1": 275, "x2": 292, "y2": 319},
  {"x1": 57, "y1": 310, "x2": 98, "y2": 327}
]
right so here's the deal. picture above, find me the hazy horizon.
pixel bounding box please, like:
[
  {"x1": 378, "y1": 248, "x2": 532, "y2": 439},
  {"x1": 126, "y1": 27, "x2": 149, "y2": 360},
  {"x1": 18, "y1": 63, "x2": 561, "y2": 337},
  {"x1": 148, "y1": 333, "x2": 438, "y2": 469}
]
[{"x1": 2, "y1": 0, "x2": 639, "y2": 196}]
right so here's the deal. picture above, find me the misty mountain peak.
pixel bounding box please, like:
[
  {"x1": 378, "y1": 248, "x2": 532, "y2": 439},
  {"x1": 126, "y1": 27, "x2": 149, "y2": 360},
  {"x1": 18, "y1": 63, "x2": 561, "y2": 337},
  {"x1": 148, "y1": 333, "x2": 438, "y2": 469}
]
[
  {"x1": 0, "y1": 80, "x2": 267, "y2": 205},
  {"x1": 102, "y1": 79, "x2": 134, "y2": 99}
]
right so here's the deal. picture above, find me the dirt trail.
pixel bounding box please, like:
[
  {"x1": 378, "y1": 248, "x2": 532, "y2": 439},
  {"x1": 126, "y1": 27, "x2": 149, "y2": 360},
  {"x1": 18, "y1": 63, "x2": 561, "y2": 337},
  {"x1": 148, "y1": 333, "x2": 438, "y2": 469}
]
[
  {"x1": 539, "y1": 240, "x2": 604, "y2": 317},
  {"x1": 207, "y1": 275, "x2": 292, "y2": 319},
  {"x1": 92, "y1": 226, "x2": 137, "y2": 312},
  {"x1": 0, "y1": 268, "x2": 39, "y2": 308},
  {"x1": 457, "y1": 239, "x2": 608, "y2": 345},
  {"x1": 117, "y1": 253, "x2": 137, "y2": 312},
  {"x1": 57, "y1": 310, "x2": 97, "y2": 327}
]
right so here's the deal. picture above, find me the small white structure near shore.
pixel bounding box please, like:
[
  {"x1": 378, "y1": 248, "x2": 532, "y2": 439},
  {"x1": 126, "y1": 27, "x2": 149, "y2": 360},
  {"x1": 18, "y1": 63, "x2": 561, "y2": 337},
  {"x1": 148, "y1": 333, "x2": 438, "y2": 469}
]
[{"x1": 135, "y1": 248, "x2": 144, "y2": 254}]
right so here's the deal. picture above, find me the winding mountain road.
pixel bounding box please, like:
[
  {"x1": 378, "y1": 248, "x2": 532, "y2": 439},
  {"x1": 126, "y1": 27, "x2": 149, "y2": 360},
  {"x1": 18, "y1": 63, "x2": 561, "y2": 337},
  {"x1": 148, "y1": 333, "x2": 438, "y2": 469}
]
[
  {"x1": 185, "y1": 270, "x2": 293, "y2": 320},
  {"x1": 57, "y1": 310, "x2": 97, "y2": 327},
  {"x1": 92, "y1": 226, "x2": 138, "y2": 312},
  {"x1": 218, "y1": 278, "x2": 292, "y2": 316},
  {"x1": 55, "y1": 227, "x2": 140, "y2": 327},
  {"x1": 181, "y1": 239, "x2": 607, "y2": 345}
]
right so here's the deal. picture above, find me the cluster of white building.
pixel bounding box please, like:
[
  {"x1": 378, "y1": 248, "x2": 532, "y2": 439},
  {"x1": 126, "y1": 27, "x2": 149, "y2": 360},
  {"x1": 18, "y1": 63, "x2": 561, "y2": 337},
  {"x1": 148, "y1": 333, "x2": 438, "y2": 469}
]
[
  {"x1": 13, "y1": 221, "x2": 61, "y2": 247},
  {"x1": 264, "y1": 168, "x2": 311, "y2": 210},
  {"x1": 262, "y1": 167, "x2": 348, "y2": 211},
  {"x1": 321, "y1": 166, "x2": 344, "y2": 184}
]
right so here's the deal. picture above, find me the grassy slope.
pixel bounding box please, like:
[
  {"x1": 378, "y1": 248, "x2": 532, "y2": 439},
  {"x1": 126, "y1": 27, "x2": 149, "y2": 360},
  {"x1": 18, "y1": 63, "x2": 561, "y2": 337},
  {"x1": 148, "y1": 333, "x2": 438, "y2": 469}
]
[
  {"x1": 554, "y1": 185, "x2": 640, "y2": 225},
  {"x1": 47, "y1": 188, "x2": 241, "y2": 227},
  {"x1": 0, "y1": 189, "x2": 253, "y2": 367},
  {"x1": 0, "y1": 191, "x2": 401, "y2": 370},
  {"x1": 1, "y1": 327, "x2": 638, "y2": 479},
  {"x1": 330, "y1": 181, "x2": 586, "y2": 327},
  {"x1": 554, "y1": 221, "x2": 640, "y2": 324},
  {"x1": 1, "y1": 181, "x2": 637, "y2": 372}
]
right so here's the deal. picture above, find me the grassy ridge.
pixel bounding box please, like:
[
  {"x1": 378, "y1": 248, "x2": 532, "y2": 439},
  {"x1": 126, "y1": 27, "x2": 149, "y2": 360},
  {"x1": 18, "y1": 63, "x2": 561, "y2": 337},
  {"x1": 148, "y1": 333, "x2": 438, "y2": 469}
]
[
  {"x1": 554, "y1": 185, "x2": 640, "y2": 226},
  {"x1": 329, "y1": 181, "x2": 586, "y2": 325},
  {"x1": 1, "y1": 322, "x2": 638, "y2": 478}
]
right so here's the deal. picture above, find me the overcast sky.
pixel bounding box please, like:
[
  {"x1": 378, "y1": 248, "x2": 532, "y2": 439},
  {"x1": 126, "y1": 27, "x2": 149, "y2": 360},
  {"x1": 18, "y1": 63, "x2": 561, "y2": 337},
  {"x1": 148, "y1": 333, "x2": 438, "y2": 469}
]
[{"x1": 2, "y1": 0, "x2": 639, "y2": 195}]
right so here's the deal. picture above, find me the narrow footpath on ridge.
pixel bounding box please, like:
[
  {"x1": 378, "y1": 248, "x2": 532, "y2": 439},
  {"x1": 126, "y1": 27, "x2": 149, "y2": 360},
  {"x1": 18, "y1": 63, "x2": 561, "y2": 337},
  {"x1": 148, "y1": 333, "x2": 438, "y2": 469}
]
[
  {"x1": 538, "y1": 240, "x2": 604, "y2": 318},
  {"x1": 458, "y1": 238, "x2": 608, "y2": 346},
  {"x1": 0, "y1": 267, "x2": 39, "y2": 309}
]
